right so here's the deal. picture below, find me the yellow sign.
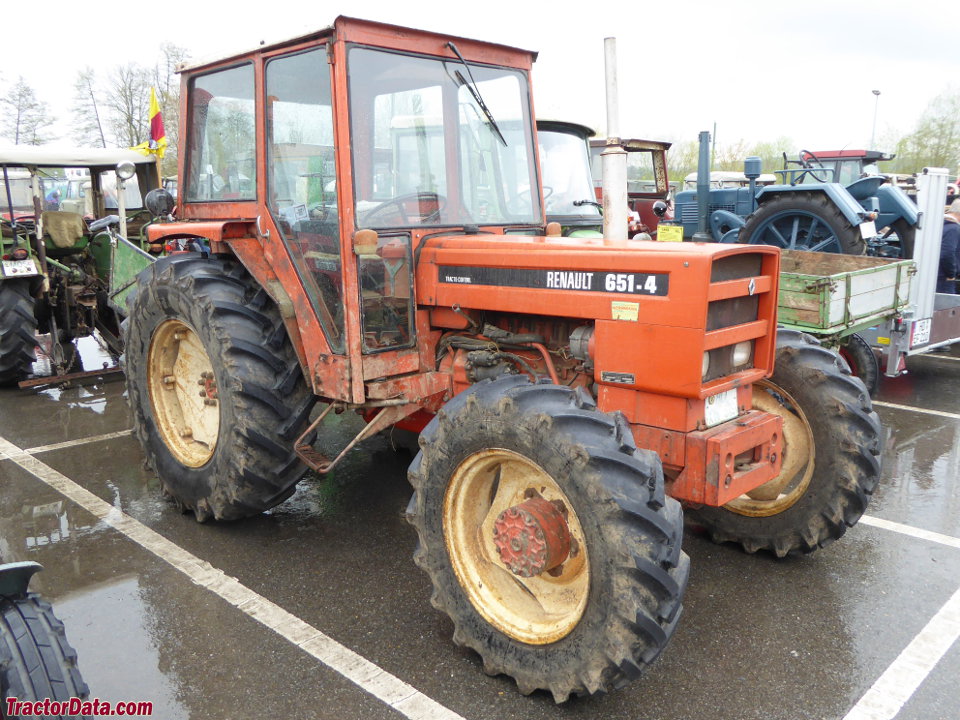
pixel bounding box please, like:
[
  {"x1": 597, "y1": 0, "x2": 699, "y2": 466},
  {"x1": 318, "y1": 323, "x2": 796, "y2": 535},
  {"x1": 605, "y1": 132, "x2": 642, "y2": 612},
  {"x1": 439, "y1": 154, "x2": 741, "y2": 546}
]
[
  {"x1": 611, "y1": 301, "x2": 639, "y2": 321},
  {"x1": 877, "y1": 337, "x2": 890, "y2": 346},
  {"x1": 658, "y1": 224, "x2": 683, "y2": 243}
]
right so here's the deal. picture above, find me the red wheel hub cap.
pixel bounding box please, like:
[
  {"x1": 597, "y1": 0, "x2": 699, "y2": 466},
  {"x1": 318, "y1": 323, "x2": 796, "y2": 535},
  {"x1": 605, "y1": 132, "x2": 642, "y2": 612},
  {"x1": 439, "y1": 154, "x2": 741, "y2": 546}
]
[{"x1": 493, "y1": 496, "x2": 571, "y2": 577}]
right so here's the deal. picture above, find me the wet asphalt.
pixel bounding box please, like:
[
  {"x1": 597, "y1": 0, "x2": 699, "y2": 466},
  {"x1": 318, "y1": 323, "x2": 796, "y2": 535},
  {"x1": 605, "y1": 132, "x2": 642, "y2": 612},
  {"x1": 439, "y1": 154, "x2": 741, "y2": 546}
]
[{"x1": 1, "y1": 339, "x2": 959, "y2": 720}]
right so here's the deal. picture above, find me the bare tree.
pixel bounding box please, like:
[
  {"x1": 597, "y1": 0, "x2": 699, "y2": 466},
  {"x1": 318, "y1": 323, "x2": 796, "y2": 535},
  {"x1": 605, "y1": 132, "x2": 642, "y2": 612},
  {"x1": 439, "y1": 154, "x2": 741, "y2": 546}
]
[
  {"x1": 0, "y1": 77, "x2": 56, "y2": 145},
  {"x1": 104, "y1": 63, "x2": 152, "y2": 148},
  {"x1": 153, "y1": 43, "x2": 190, "y2": 175},
  {"x1": 72, "y1": 68, "x2": 107, "y2": 148}
]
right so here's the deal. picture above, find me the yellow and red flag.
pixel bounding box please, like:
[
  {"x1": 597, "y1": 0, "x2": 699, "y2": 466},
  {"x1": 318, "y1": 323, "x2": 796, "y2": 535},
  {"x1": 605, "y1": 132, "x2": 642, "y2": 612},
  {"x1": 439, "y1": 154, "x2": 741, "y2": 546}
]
[{"x1": 132, "y1": 88, "x2": 168, "y2": 158}]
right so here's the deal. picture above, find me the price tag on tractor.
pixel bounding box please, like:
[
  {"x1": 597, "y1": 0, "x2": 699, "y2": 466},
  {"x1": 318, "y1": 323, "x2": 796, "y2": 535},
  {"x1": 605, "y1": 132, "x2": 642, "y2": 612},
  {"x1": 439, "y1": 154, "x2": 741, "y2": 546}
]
[
  {"x1": 657, "y1": 225, "x2": 683, "y2": 243},
  {"x1": 1, "y1": 259, "x2": 38, "y2": 277}
]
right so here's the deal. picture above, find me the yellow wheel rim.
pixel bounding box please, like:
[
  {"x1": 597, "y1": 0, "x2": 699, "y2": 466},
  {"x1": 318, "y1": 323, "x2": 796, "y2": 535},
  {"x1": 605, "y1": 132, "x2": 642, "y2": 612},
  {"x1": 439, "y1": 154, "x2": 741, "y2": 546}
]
[
  {"x1": 724, "y1": 379, "x2": 814, "y2": 517},
  {"x1": 443, "y1": 449, "x2": 589, "y2": 645},
  {"x1": 147, "y1": 319, "x2": 220, "y2": 468}
]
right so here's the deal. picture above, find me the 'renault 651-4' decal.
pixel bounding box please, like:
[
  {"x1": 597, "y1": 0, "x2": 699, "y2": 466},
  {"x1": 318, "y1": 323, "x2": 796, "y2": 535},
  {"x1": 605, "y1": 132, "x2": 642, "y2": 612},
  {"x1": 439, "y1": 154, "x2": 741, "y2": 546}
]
[{"x1": 438, "y1": 266, "x2": 669, "y2": 296}]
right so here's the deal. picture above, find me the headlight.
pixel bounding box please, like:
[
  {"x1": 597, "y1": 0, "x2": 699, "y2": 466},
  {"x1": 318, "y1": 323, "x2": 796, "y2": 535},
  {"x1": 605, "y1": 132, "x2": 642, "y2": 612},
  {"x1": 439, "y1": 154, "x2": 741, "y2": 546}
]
[
  {"x1": 702, "y1": 351, "x2": 711, "y2": 379},
  {"x1": 732, "y1": 341, "x2": 753, "y2": 367}
]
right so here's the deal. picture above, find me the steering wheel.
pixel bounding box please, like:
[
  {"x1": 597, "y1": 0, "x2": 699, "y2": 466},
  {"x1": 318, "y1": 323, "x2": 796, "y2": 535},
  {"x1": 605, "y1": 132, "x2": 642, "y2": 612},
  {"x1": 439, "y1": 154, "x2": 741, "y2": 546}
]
[
  {"x1": 509, "y1": 186, "x2": 553, "y2": 214},
  {"x1": 362, "y1": 192, "x2": 446, "y2": 226},
  {"x1": 795, "y1": 150, "x2": 832, "y2": 183}
]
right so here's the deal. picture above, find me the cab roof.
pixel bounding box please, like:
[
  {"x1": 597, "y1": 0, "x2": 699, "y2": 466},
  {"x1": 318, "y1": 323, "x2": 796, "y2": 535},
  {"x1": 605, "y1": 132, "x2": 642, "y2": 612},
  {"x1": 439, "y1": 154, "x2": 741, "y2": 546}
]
[
  {"x1": 0, "y1": 146, "x2": 155, "y2": 171},
  {"x1": 179, "y1": 15, "x2": 538, "y2": 75}
]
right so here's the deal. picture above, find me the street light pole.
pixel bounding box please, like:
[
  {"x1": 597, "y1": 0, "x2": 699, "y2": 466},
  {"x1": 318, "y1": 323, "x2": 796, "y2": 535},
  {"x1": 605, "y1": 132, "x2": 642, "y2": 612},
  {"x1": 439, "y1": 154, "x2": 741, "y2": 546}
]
[{"x1": 870, "y1": 89, "x2": 881, "y2": 149}]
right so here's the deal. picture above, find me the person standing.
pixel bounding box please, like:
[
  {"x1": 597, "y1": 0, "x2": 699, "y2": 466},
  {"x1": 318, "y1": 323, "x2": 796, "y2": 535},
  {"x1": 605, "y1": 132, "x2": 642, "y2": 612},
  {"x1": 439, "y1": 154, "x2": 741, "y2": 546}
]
[{"x1": 938, "y1": 200, "x2": 960, "y2": 293}]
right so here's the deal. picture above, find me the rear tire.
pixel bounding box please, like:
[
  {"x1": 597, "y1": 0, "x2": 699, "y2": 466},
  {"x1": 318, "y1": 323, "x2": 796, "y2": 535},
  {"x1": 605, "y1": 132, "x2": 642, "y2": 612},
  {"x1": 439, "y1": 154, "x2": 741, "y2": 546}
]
[
  {"x1": 407, "y1": 376, "x2": 688, "y2": 701},
  {"x1": 0, "y1": 594, "x2": 89, "y2": 718},
  {"x1": 739, "y1": 193, "x2": 866, "y2": 254},
  {"x1": 686, "y1": 329, "x2": 882, "y2": 556},
  {"x1": 839, "y1": 333, "x2": 880, "y2": 396},
  {"x1": 0, "y1": 282, "x2": 37, "y2": 387},
  {"x1": 123, "y1": 254, "x2": 315, "y2": 521}
]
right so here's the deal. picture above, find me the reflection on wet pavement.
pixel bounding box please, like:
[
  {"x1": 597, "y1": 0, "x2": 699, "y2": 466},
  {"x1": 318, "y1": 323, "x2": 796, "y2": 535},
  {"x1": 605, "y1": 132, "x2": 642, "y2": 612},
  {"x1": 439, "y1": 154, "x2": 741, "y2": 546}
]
[{"x1": 0, "y1": 342, "x2": 958, "y2": 719}]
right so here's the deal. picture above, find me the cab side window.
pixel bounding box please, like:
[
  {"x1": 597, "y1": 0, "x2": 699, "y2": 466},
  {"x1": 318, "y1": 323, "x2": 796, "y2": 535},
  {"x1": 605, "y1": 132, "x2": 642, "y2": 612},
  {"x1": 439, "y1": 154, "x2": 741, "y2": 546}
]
[{"x1": 185, "y1": 64, "x2": 256, "y2": 202}]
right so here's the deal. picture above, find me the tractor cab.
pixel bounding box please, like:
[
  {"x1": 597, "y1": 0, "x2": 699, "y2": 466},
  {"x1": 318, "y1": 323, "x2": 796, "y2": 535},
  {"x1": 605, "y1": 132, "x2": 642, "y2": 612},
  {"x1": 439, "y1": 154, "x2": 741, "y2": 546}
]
[
  {"x1": 535, "y1": 120, "x2": 602, "y2": 235},
  {"x1": 589, "y1": 136, "x2": 673, "y2": 237},
  {"x1": 162, "y1": 16, "x2": 543, "y2": 400},
  {"x1": 786, "y1": 149, "x2": 894, "y2": 186}
]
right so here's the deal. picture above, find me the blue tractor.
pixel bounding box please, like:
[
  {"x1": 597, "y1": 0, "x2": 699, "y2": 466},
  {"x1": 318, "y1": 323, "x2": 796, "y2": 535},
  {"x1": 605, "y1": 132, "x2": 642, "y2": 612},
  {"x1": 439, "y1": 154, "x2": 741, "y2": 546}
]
[{"x1": 672, "y1": 132, "x2": 919, "y2": 257}]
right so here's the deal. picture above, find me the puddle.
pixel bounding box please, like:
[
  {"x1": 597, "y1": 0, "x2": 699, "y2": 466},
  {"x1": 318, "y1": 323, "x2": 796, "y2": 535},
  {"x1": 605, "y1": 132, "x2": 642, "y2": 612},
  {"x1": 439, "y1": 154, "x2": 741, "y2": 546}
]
[{"x1": 55, "y1": 575, "x2": 190, "y2": 719}]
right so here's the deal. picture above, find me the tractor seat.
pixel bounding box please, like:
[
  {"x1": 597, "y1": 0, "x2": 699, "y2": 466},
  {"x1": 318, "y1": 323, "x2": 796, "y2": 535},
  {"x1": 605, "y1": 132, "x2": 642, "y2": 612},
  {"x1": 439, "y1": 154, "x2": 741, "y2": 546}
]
[{"x1": 41, "y1": 211, "x2": 88, "y2": 254}]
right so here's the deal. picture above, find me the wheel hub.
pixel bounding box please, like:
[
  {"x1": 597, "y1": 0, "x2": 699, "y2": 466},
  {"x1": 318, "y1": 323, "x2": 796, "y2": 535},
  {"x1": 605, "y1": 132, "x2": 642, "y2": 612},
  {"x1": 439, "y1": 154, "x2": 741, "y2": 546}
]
[{"x1": 493, "y1": 496, "x2": 571, "y2": 577}]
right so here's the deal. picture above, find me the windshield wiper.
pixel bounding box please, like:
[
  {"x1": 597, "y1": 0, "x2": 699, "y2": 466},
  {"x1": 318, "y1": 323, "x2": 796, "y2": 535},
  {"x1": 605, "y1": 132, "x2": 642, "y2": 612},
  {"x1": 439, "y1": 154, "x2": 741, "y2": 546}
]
[
  {"x1": 447, "y1": 41, "x2": 507, "y2": 147},
  {"x1": 574, "y1": 199, "x2": 602, "y2": 209}
]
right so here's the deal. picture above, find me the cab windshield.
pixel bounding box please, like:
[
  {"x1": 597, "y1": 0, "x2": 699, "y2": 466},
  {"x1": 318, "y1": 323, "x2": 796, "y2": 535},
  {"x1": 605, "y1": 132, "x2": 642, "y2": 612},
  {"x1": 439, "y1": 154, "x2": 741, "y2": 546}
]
[
  {"x1": 538, "y1": 128, "x2": 600, "y2": 220},
  {"x1": 347, "y1": 46, "x2": 540, "y2": 229}
]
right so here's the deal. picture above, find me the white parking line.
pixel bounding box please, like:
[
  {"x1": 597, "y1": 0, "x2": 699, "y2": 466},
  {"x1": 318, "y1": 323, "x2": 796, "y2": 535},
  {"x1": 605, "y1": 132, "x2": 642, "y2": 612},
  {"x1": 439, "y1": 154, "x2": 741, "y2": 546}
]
[
  {"x1": 6, "y1": 425, "x2": 960, "y2": 720},
  {"x1": 872, "y1": 400, "x2": 960, "y2": 421},
  {"x1": 0, "y1": 435, "x2": 464, "y2": 720},
  {"x1": 843, "y1": 583, "x2": 960, "y2": 720},
  {"x1": 859, "y1": 515, "x2": 960, "y2": 551},
  {"x1": 24, "y1": 429, "x2": 133, "y2": 455}
]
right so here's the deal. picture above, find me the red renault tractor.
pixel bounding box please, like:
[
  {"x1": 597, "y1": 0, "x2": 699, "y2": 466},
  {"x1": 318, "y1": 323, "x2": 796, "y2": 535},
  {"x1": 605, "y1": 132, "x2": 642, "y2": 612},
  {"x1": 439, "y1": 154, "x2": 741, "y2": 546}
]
[{"x1": 123, "y1": 16, "x2": 882, "y2": 701}]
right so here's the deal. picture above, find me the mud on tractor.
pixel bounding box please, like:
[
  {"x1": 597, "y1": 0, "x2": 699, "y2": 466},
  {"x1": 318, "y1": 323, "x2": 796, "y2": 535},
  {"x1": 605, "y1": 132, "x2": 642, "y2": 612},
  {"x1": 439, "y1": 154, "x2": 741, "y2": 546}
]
[{"x1": 122, "y1": 17, "x2": 882, "y2": 701}]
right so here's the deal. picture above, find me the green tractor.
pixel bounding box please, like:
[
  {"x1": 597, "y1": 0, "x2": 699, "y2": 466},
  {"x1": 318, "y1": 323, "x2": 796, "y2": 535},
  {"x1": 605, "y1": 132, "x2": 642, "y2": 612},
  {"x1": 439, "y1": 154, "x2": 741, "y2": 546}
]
[{"x1": 0, "y1": 148, "x2": 164, "y2": 385}]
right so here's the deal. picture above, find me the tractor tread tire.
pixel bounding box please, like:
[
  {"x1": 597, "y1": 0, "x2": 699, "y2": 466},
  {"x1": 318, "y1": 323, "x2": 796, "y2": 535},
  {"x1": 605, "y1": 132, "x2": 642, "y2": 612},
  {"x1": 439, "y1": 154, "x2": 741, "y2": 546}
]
[
  {"x1": 687, "y1": 329, "x2": 882, "y2": 556},
  {"x1": 123, "y1": 254, "x2": 314, "y2": 522},
  {"x1": 406, "y1": 376, "x2": 688, "y2": 702},
  {"x1": 0, "y1": 593, "x2": 89, "y2": 718},
  {"x1": 839, "y1": 332, "x2": 880, "y2": 396},
  {"x1": 0, "y1": 282, "x2": 37, "y2": 387},
  {"x1": 739, "y1": 192, "x2": 867, "y2": 255}
]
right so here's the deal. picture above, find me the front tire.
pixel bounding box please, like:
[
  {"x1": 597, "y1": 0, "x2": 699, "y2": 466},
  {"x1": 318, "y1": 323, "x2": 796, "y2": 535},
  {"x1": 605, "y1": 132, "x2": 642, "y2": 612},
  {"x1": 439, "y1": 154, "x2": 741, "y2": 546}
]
[
  {"x1": 123, "y1": 254, "x2": 315, "y2": 521},
  {"x1": 406, "y1": 376, "x2": 688, "y2": 702},
  {"x1": 1, "y1": 594, "x2": 89, "y2": 717},
  {"x1": 686, "y1": 329, "x2": 882, "y2": 556},
  {"x1": 0, "y1": 281, "x2": 37, "y2": 387},
  {"x1": 739, "y1": 193, "x2": 867, "y2": 254}
]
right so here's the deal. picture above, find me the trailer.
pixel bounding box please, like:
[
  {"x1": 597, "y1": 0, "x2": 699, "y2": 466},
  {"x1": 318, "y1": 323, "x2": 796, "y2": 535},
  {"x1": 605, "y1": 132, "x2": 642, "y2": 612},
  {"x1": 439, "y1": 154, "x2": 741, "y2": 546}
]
[{"x1": 859, "y1": 167, "x2": 960, "y2": 372}]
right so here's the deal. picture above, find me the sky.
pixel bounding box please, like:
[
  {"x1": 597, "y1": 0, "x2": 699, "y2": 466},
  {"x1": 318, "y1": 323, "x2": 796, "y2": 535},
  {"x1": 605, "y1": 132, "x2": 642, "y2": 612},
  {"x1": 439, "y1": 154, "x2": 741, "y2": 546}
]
[{"x1": 1, "y1": 0, "x2": 957, "y2": 164}]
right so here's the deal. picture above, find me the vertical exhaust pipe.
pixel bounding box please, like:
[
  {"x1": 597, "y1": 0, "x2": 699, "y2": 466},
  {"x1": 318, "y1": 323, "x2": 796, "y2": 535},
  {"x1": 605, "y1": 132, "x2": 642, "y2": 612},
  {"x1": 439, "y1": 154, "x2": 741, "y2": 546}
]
[
  {"x1": 693, "y1": 130, "x2": 712, "y2": 241},
  {"x1": 601, "y1": 37, "x2": 628, "y2": 242}
]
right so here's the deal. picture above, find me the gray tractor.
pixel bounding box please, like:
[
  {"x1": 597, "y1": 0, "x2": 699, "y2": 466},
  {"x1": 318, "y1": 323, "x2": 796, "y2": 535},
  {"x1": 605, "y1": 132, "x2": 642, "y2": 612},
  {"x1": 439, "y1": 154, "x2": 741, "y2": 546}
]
[{"x1": 672, "y1": 132, "x2": 919, "y2": 258}]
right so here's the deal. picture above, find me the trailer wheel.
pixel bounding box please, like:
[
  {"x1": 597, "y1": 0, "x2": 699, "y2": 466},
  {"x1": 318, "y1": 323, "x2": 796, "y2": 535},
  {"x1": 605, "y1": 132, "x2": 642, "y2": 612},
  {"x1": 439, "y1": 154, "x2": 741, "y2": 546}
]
[
  {"x1": 686, "y1": 329, "x2": 881, "y2": 556},
  {"x1": 407, "y1": 376, "x2": 688, "y2": 702},
  {"x1": 123, "y1": 254, "x2": 315, "y2": 521},
  {"x1": 1, "y1": 594, "x2": 89, "y2": 716},
  {"x1": 839, "y1": 333, "x2": 880, "y2": 396},
  {"x1": 0, "y1": 281, "x2": 37, "y2": 386},
  {"x1": 739, "y1": 192, "x2": 866, "y2": 254}
]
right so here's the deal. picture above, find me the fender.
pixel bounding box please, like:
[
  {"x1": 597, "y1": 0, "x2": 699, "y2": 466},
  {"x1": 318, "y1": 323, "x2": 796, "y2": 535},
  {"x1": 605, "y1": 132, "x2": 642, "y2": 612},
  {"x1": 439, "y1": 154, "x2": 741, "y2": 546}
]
[
  {"x1": 875, "y1": 184, "x2": 920, "y2": 228},
  {"x1": 755, "y1": 182, "x2": 869, "y2": 228},
  {"x1": 709, "y1": 209, "x2": 745, "y2": 242},
  {"x1": 0, "y1": 561, "x2": 42, "y2": 598}
]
